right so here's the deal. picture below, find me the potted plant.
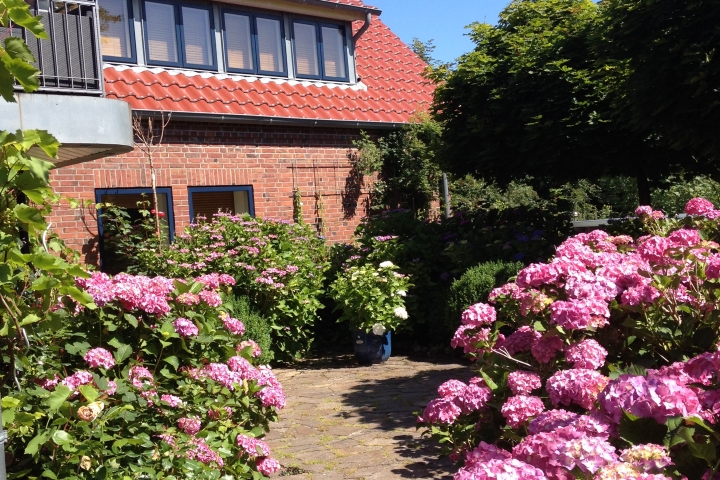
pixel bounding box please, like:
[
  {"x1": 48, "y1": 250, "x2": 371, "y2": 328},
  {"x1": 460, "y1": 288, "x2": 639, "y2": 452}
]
[{"x1": 329, "y1": 260, "x2": 411, "y2": 364}]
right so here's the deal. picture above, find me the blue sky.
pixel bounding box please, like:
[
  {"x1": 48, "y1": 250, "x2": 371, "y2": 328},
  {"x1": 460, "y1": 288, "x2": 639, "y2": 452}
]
[{"x1": 370, "y1": 0, "x2": 510, "y2": 63}]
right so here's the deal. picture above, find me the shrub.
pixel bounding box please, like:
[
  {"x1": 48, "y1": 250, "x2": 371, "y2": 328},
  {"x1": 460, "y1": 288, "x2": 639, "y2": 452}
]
[
  {"x1": 132, "y1": 214, "x2": 328, "y2": 361},
  {"x1": 328, "y1": 260, "x2": 411, "y2": 335},
  {"x1": 3, "y1": 272, "x2": 285, "y2": 479},
  {"x1": 226, "y1": 294, "x2": 274, "y2": 364},
  {"x1": 445, "y1": 261, "x2": 523, "y2": 337},
  {"x1": 419, "y1": 198, "x2": 720, "y2": 479}
]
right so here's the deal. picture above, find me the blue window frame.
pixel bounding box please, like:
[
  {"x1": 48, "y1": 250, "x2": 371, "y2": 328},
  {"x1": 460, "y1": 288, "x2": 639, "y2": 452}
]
[
  {"x1": 292, "y1": 19, "x2": 348, "y2": 82},
  {"x1": 99, "y1": 0, "x2": 136, "y2": 62},
  {"x1": 142, "y1": 0, "x2": 216, "y2": 70},
  {"x1": 222, "y1": 9, "x2": 287, "y2": 76},
  {"x1": 188, "y1": 186, "x2": 255, "y2": 222},
  {"x1": 95, "y1": 188, "x2": 175, "y2": 271}
]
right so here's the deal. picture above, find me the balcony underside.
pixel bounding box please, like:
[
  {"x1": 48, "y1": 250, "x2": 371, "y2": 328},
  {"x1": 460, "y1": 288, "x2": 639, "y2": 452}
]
[{"x1": 0, "y1": 93, "x2": 134, "y2": 167}]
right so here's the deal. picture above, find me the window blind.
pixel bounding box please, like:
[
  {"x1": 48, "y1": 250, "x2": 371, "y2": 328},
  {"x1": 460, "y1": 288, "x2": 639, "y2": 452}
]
[
  {"x1": 191, "y1": 191, "x2": 236, "y2": 220},
  {"x1": 321, "y1": 25, "x2": 345, "y2": 78},
  {"x1": 182, "y1": 6, "x2": 212, "y2": 66},
  {"x1": 145, "y1": 2, "x2": 178, "y2": 63},
  {"x1": 256, "y1": 17, "x2": 282, "y2": 73},
  {"x1": 99, "y1": 0, "x2": 131, "y2": 58},
  {"x1": 224, "y1": 13, "x2": 253, "y2": 70},
  {"x1": 293, "y1": 22, "x2": 318, "y2": 76}
]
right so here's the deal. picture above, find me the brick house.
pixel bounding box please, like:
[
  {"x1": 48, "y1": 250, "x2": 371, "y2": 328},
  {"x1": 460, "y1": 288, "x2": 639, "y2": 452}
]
[{"x1": 47, "y1": 0, "x2": 433, "y2": 266}]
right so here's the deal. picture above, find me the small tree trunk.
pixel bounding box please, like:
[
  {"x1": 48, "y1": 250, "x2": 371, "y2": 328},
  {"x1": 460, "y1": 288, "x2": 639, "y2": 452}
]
[{"x1": 636, "y1": 171, "x2": 651, "y2": 207}]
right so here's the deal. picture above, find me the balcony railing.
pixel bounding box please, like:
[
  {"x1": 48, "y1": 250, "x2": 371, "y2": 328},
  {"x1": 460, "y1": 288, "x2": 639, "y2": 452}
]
[{"x1": 0, "y1": 0, "x2": 103, "y2": 95}]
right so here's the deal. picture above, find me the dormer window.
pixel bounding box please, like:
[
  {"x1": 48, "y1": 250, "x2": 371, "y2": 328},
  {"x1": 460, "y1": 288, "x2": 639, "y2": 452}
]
[
  {"x1": 99, "y1": 0, "x2": 356, "y2": 83},
  {"x1": 223, "y1": 11, "x2": 286, "y2": 76},
  {"x1": 143, "y1": 0, "x2": 216, "y2": 69},
  {"x1": 99, "y1": 0, "x2": 135, "y2": 62},
  {"x1": 292, "y1": 20, "x2": 347, "y2": 81}
]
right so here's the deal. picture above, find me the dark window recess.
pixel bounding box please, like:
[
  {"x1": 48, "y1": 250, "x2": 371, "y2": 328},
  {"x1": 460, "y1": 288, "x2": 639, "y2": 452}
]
[
  {"x1": 143, "y1": 0, "x2": 216, "y2": 69},
  {"x1": 188, "y1": 187, "x2": 253, "y2": 222},
  {"x1": 292, "y1": 19, "x2": 347, "y2": 81},
  {"x1": 99, "y1": 0, "x2": 135, "y2": 61},
  {"x1": 222, "y1": 10, "x2": 285, "y2": 76},
  {"x1": 0, "y1": 0, "x2": 103, "y2": 93},
  {"x1": 96, "y1": 188, "x2": 174, "y2": 273}
]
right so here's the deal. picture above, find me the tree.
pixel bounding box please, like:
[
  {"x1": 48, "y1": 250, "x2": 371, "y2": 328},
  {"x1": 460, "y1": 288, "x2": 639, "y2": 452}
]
[
  {"x1": 599, "y1": 0, "x2": 720, "y2": 162},
  {"x1": 433, "y1": 0, "x2": 695, "y2": 204}
]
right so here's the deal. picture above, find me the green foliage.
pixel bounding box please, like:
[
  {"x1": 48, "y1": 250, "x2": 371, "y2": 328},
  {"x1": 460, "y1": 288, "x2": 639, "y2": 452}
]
[
  {"x1": 0, "y1": 0, "x2": 48, "y2": 101},
  {"x1": 352, "y1": 115, "x2": 443, "y2": 215},
  {"x1": 3, "y1": 276, "x2": 282, "y2": 479},
  {"x1": 97, "y1": 198, "x2": 168, "y2": 274},
  {"x1": 446, "y1": 261, "x2": 523, "y2": 332},
  {"x1": 434, "y1": 0, "x2": 699, "y2": 197},
  {"x1": 652, "y1": 175, "x2": 720, "y2": 216},
  {"x1": 328, "y1": 260, "x2": 411, "y2": 333},
  {"x1": 599, "y1": 0, "x2": 720, "y2": 161},
  {"x1": 133, "y1": 214, "x2": 328, "y2": 362},
  {"x1": 226, "y1": 295, "x2": 274, "y2": 365}
]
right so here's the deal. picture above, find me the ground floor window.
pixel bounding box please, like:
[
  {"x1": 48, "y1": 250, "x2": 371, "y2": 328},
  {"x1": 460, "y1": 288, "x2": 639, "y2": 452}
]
[
  {"x1": 188, "y1": 186, "x2": 254, "y2": 221},
  {"x1": 96, "y1": 187, "x2": 174, "y2": 272}
]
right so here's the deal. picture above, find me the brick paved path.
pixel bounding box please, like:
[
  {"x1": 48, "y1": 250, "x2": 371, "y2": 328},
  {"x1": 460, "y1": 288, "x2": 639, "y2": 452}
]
[{"x1": 265, "y1": 355, "x2": 472, "y2": 479}]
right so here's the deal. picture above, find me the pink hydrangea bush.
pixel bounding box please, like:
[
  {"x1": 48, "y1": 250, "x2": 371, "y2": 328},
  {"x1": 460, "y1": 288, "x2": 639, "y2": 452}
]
[
  {"x1": 419, "y1": 199, "x2": 720, "y2": 479},
  {"x1": 131, "y1": 214, "x2": 328, "y2": 361},
  {"x1": 4, "y1": 271, "x2": 284, "y2": 479}
]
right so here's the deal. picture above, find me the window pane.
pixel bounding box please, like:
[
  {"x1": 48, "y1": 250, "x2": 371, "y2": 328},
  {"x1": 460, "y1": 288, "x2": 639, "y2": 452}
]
[
  {"x1": 225, "y1": 13, "x2": 253, "y2": 70},
  {"x1": 99, "y1": 193, "x2": 170, "y2": 242},
  {"x1": 182, "y1": 6, "x2": 212, "y2": 66},
  {"x1": 99, "y1": 0, "x2": 132, "y2": 58},
  {"x1": 293, "y1": 22, "x2": 318, "y2": 77},
  {"x1": 191, "y1": 191, "x2": 235, "y2": 220},
  {"x1": 256, "y1": 17, "x2": 283, "y2": 73},
  {"x1": 145, "y1": 2, "x2": 178, "y2": 63},
  {"x1": 233, "y1": 190, "x2": 250, "y2": 214},
  {"x1": 321, "y1": 25, "x2": 346, "y2": 78}
]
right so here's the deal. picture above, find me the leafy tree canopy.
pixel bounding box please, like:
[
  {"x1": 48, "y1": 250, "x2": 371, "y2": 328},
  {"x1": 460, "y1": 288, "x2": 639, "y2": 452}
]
[
  {"x1": 433, "y1": 0, "x2": 701, "y2": 200},
  {"x1": 599, "y1": 0, "x2": 720, "y2": 161}
]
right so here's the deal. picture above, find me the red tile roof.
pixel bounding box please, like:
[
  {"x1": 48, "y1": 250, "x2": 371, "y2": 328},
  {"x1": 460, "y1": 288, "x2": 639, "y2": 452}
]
[{"x1": 104, "y1": 16, "x2": 433, "y2": 126}]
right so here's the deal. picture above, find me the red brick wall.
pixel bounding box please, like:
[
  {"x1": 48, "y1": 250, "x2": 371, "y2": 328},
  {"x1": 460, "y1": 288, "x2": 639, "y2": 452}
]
[{"x1": 49, "y1": 120, "x2": 378, "y2": 265}]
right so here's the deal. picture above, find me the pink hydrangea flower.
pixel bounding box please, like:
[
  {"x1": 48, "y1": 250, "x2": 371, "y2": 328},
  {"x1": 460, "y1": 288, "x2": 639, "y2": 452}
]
[
  {"x1": 706, "y1": 255, "x2": 720, "y2": 280},
  {"x1": 546, "y1": 369, "x2": 609, "y2": 410},
  {"x1": 531, "y1": 335, "x2": 564, "y2": 364},
  {"x1": 173, "y1": 318, "x2": 199, "y2": 337},
  {"x1": 549, "y1": 299, "x2": 610, "y2": 330},
  {"x1": 507, "y1": 371, "x2": 542, "y2": 395},
  {"x1": 455, "y1": 458, "x2": 548, "y2": 479},
  {"x1": 461, "y1": 303, "x2": 496, "y2": 326},
  {"x1": 256, "y1": 457, "x2": 281, "y2": 476},
  {"x1": 556, "y1": 435, "x2": 618, "y2": 474},
  {"x1": 220, "y1": 312, "x2": 245, "y2": 335},
  {"x1": 186, "y1": 437, "x2": 223, "y2": 466},
  {"x1": 84, "y1": 348, "x2": 115, "y2": 369},
  {"x1": 160, "y1": 394, "x2": 184, "y2": 407},
  {"x1": 686, "y1": 197, "x2": 715, "y2": 215},
  {"x1": 465, "y1": 442, "x2": 512, "y2": 466},
  {"x1": 501, "y1": 395, "x2": 545, "y2": 428},
  {"x1": 236, "y1": 434, "x2": 271, "y2": 457},
  {"x1": 455, "y1": 383, "x2": 492, "y2": 414},
  {"x1": 620, "y1": 444, "x2": 672, "y2": 471},
  {"x1": 178, "y1": 416, "x2": 201, "y2": 435},
  {"x1": 199, "y1": 290, "x2": 222, "y2": 307},
  {"x1": 635, "y1": 206, "x2": 653, "y2": 216},
  {"x1": 438, "y1": 379, "x2": 468, "y2": 398},
  {"x1": 565, "y1": 339, "x2": 608, "y2": 370},
  {"x1": 236, "y1": 340, "x2": 262, "y2": 357},
  {"x1": 496, "y1": 326, "x2": 541, "y2": 355},
  {"x1": 61, "y1": 371, "x2": 94, "y2": 392},
  {"x1": 420, "y1": 398, "x2": 462, "y2": 424}
]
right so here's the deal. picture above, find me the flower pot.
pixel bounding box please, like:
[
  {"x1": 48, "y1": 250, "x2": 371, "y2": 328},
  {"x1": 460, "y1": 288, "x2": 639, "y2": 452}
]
[{"x1": 353, "y1": 329, "x2": 391, "y2": 364}]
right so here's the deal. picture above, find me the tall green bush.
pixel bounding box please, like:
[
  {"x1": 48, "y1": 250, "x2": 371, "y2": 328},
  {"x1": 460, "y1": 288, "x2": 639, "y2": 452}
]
[{"x1": 226, "y1": 295, "x2": 274, "y2": 364}]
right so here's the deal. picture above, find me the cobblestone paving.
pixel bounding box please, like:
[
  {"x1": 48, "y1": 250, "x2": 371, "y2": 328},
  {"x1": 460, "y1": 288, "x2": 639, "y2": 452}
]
[{"x1": 265, "y1": 355, "x2": 472, "y2": 479}]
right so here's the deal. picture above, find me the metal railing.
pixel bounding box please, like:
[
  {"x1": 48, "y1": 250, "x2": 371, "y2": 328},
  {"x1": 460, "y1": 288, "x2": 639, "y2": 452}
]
[{"x1": 0, "y1": 0, "x2": 104, "y2": 95}]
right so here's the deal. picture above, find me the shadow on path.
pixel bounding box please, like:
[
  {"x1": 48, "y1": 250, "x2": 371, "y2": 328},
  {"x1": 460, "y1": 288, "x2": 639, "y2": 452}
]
[{"x1": 335, "y1": 362, "x2": 473, "y2": 479}]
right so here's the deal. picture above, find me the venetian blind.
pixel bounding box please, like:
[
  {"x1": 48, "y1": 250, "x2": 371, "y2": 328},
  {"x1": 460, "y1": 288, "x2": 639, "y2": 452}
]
[
  {"x1": 145, "y1": 2, "x2": 178, "y2": 63},
  {"x1": 293, "y1": 22, "x2": 318, "y2": 76},
  {"x1": 321, "y1": 25, "x2": 345, "y2": 78},
  {"x1": 224, "y1": 13, "x2": 253, "y2": 70},
  {"x1": 99, "y1": 0, "x2": 131, "y2": 58},
  {"x1": 182, "y1": 6, "x2": 212, "y2": 66},
  {"x1": 191, "y1": 191, "x2": 235, "y2": 220},
  {"x1": 256, "y1": 17, "x2": 283, "y2": 73}
]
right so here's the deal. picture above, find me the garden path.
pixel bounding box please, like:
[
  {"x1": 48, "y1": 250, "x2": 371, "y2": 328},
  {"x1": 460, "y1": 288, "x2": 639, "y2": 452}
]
[{"x1": 265, "y1": 355, "x2": 472, "y2": 480}]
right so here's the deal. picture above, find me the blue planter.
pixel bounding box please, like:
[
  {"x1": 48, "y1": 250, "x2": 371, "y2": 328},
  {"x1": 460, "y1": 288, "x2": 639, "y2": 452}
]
[{"x1": 353, "y1": 329, "x2": 392, "y2": 364}]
